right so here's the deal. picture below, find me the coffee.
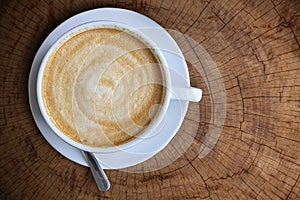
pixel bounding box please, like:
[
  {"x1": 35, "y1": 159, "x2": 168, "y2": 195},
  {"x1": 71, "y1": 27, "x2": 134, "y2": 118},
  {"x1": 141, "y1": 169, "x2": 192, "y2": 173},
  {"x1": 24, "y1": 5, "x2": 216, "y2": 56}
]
[{"x1": 42, "y1": 28, "x2": 166, "y2": 147}]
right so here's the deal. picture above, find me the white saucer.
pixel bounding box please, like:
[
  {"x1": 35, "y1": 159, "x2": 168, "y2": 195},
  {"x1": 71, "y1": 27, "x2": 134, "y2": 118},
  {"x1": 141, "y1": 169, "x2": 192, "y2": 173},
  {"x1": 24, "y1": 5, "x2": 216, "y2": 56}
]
[{"x1": 28, "y1": 8, "x2": 190, "y2": 169}]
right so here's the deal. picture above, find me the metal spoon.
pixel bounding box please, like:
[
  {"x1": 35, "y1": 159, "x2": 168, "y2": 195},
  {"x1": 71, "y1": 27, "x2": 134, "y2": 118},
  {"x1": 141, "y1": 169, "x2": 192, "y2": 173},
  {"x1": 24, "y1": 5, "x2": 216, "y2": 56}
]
[{"x1": 82, "y1": 151, "x2": 110, "y2": 191}]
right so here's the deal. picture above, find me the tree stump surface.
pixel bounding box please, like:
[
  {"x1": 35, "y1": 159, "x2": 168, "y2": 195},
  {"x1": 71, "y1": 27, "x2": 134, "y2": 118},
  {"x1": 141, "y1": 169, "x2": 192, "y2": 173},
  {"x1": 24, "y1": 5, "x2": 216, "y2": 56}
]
[{"x1": 0, "y1": 0, "x2": 300, "y2": 199}]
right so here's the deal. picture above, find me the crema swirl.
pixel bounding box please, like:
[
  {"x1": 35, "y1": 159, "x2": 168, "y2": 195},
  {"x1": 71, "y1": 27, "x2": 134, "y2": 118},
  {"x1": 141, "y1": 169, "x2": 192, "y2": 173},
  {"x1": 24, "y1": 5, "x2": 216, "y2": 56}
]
[{"x1": 42, "y1": 28, "x2": 165, "y2": 147}]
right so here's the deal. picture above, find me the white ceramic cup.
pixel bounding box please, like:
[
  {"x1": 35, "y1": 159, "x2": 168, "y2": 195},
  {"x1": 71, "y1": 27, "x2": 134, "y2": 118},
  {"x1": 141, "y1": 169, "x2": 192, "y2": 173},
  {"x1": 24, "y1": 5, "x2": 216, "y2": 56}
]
[{"x1": 37, "y1": 21, "x2": 202, "y2": 153}]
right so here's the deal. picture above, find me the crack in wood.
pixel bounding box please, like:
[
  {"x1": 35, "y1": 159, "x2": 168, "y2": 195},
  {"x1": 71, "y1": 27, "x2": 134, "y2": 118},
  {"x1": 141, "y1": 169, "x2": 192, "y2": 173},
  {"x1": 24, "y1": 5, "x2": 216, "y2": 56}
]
[
  {"x1": 190, "y1": 162, "x2": 211, "y2": 199},
  {"x1": 236, "y1": 76, "x2": 245, "y2": 125},
  {"x1": 183, "y1": 0, "x2": 212, "y2": 34},
  {"x1": 286, "y1": 173, "x2": 300, "y2": 199}
]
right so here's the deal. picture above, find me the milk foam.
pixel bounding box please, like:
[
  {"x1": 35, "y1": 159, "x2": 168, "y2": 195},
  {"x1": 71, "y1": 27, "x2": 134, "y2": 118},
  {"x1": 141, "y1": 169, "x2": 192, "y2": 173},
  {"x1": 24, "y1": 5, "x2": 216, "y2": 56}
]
[{"x1": 42, "y1": 28, "x2": 165, "y2": 147}]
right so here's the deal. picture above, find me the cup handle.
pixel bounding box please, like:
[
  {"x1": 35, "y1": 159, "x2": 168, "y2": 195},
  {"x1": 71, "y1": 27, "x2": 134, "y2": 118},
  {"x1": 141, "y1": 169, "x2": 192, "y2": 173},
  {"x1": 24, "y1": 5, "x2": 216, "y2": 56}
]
[{"x1": 170, "y1": 87, "x2": 202, "y2": 102}]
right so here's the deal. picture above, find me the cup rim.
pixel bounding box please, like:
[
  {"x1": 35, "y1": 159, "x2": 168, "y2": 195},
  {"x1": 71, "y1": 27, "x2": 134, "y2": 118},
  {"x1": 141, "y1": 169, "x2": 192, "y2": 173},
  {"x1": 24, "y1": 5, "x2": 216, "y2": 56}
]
[{"x1": 36, "y1": 20, "x2": 172, "y2": 153}]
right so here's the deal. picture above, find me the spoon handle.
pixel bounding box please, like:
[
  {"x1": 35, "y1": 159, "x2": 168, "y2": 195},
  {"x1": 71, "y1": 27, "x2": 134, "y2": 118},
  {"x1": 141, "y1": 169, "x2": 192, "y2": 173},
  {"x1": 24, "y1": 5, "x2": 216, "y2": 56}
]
[{"x1": 83, "y1": 151, "x2": 110, "y2": 191}]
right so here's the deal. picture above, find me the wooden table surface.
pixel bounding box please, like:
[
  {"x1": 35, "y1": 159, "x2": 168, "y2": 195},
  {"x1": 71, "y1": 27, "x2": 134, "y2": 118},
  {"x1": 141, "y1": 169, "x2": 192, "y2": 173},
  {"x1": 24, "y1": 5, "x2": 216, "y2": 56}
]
[{"x1": 1, "y1": 0, "x2": 300, "y2": 199}]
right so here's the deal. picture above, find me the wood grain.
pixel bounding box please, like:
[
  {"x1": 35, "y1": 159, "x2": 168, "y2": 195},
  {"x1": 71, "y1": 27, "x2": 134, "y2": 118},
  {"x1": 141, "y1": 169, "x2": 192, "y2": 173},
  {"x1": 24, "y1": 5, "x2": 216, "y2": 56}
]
[{"x1": 0, "y1": 0, "x2": 299, "y2": 199}]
